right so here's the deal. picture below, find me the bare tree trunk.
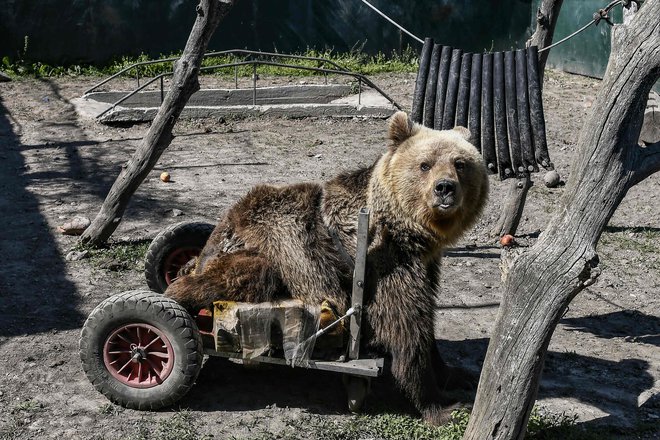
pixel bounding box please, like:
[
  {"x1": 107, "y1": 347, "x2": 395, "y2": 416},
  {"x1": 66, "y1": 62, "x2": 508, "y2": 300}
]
[
  {"x1": 492, "y1": 0, "x2": 563, "y2": 238},
  {"x1": 528, "y1": 0, "x2": 564, "y2": 75},
  {"x1": 80, "y1": 0, "x2": 235, "y2": 246},
  {"x1": 464, "y1": 1, "x2": 660, "y2": 438}
]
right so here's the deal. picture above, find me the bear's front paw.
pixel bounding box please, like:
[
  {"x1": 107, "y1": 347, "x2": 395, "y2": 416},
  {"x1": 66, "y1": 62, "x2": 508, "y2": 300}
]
[{"x1": 422, "y1": 402, "x2": 465, "y2": 426}]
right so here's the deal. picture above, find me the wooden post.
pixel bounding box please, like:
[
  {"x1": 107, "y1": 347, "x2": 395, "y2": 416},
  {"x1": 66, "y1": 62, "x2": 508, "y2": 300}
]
[
  {"x1": 464, "y1": 2, "x2": 659, "y2": 438},
  {"x1": 348, "y1": 208, "x2": 370, "y2": 360},
  {"x1": 80, "y1": 0, "x2": 236, "y2": 246}
]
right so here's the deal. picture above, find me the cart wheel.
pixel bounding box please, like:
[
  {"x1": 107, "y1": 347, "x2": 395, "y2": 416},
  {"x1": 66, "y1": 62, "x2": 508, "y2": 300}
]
[
  {"x1": 144, "y1": 222, "x2": 215, "y2": 293},
  {"x1": 79, "y1": 290, "x2": 203, "y2": 410},
  {"x1": 343, "y1": 375, "x2": 371, "y2": 413}
]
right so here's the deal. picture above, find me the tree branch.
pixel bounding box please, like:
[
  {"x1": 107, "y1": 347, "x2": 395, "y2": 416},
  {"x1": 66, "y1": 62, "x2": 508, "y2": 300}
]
[{"x1": 630, "y1": 140, "x2": 660, "y2": 186}]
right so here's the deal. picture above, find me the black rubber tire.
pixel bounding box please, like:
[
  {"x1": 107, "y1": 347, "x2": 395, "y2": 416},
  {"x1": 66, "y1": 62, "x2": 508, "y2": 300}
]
[
  {"x1": 79, "y1": 290, "x2": 204, "y2": 410},
  {"x1": 144, "y1": 221, "x2": 215, "y2": 293}
]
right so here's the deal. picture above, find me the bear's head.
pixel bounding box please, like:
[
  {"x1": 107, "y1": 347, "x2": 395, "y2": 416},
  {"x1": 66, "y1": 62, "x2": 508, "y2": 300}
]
[{"x1": 376, "y1": 111, "x2": 489, "y2": 243}]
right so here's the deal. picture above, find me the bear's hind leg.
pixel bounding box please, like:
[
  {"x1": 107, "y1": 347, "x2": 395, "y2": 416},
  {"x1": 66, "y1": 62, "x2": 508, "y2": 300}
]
[{"x1": 164, "y1": 250, "x2": 285, "y2": 312}]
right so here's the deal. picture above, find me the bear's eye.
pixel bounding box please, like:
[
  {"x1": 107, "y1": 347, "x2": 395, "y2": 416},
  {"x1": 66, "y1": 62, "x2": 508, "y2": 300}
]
[
  {"x1": 454, "y1": 159, "x2": 466, "y2": 171},
  {"x1": 420, "y1": 162, "x2": 431, "y2": 172}
]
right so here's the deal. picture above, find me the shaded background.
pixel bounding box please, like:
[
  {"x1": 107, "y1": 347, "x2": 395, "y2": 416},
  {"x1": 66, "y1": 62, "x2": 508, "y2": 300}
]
[{"x1": 0, "y1": 0, "x2": 631, "y2": 79}]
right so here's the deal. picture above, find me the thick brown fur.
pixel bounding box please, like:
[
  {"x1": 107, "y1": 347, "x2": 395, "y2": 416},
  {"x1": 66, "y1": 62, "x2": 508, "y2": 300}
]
[{"x1": 165, "y1": 111, "x2": 489, "y2": 424}]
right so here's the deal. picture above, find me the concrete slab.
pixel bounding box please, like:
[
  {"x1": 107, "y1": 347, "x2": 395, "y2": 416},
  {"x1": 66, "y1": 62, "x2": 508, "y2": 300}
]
[
  {"x1": 98, "y1": 102, "x2": 396, "y2": 123},
  {"x1": 86, "y1": 84, "x2": 354, "y2": 107},
  {"x1": 74, "y1": 84, "x2": 397, "y2": 123}
]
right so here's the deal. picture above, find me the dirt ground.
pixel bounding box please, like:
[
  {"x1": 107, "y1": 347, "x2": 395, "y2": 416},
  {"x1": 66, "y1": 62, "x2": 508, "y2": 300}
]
[{"x1": 0, "y1": 70, "x2": 658, "y2": 440}]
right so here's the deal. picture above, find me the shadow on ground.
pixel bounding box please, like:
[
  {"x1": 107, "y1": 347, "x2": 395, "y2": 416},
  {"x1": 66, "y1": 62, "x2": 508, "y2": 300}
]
[
  {"x1": 0, "y1": 94, "x2": 84, "y2": 337},
  {"x1": 561, "y1": 310, "x2": 660, "y2": 347},
  {"x1": 0, "y1": 79, "x2": 199, "y2": 338},
  {"x1": 437, "y1": 332, "x2": 657, "y2": 429}
]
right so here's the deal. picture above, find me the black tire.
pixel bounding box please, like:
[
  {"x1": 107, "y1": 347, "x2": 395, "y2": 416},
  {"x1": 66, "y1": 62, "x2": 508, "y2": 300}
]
[
  {"x1": 79, "y1": 290, "x2": 204, "y2": 410},
  {"x1": 144, "y1": 221, "x2": 214, "y2": 293}
]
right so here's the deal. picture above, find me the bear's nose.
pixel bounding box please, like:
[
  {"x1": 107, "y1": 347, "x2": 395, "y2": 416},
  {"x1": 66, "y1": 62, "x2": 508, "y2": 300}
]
[{"x1": 434, "y1": 179, "x2": 456, "y2": 196}]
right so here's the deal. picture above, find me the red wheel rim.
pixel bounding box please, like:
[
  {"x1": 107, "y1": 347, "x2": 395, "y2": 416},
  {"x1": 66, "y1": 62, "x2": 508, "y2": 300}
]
[
  {"x1": 103, "y1": 323, "x2": 174, "y2": 388},
  {"x1": 163, "y1": 247, "x2": 201, "y2": 285}
]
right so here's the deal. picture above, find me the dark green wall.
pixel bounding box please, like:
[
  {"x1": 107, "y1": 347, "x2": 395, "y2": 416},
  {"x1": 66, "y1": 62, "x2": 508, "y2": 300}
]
[
  {"x1": 0, "y1": 0, "x2": 533, "y2": 64},
  {"x1": 2, "y1": 0, "x2": 653, "y2": 88},
  {"x1": 535, "y1": 0, "x2": 621, "y2": 78}
]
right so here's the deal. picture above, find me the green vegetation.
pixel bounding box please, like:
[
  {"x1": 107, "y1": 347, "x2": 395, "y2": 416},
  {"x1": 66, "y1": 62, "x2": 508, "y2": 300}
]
[
  {"x1": 1, "y1": 43, "x2": 419, "y2": 79},
  {"x1": 599, "y1": 226, "x2": 660, "y2": 271},
  {"x1": 10, "y1": 399, "x2": 44, "y2": 414},
  {"x1": 77, "y1": 239, "x2": 150, "y2": 272},
  {"x1": 251, "y1": 407, "x2": 586, "y2": 440},
  {"x1": 126, "y1": 411, "x2": 210, "y2": 440}
]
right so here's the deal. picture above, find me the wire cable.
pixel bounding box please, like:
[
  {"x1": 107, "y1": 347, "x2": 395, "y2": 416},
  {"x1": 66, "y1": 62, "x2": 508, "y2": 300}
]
[
  {"x1": 539, "y1": 0, "x2": 624, "y2": 53},
  {"x1": 358, "y1": 0, "x2": 424, "y2": 44}
]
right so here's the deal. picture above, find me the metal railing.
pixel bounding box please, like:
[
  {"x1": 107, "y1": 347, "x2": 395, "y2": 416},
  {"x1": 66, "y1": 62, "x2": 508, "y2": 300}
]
[{"x1": 84, "y1": 49, "x2": 402, "y2": 119}]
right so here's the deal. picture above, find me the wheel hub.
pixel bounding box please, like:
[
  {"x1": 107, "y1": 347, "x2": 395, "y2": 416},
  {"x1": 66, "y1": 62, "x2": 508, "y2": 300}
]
[{"x1": 103, "y1": 323, "x2": 174, "y2": 388}]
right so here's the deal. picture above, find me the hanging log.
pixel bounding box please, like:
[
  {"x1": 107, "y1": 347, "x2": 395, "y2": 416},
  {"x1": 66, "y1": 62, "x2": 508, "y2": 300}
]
[
  {"x1": 481, "y1": 53, "x2": 497, "y2": 173},
  {"x1": 433, "y1": 46, "x2": 452, "y2": 129},
  {"x1": 455, "y1": 53, "x2": 472, "y2": 128},
  {"x1": 504, "y1": 51, "x2": 524, "y2": 177},
  {"x1": 493, "y1": 51, "x2": 511, "y2": 179},
  {"x1": 411, "y1": 37, "x2": 434, "y2": 124},
  {"x1": 515, "y1": 49, "x2": 538, "y2": 173},
  {"x1": 527, "y1": 46, "x2": 552, "y2": 168},
  {"x1": 468, "y1": 54, "x2": 483, "y2": 152},
  {"x1": 423, "y1": 44, "x2": 443, "y2": 128},
  {"x1": 442, "y1": 48, "x2": 463, "y2": 130}
]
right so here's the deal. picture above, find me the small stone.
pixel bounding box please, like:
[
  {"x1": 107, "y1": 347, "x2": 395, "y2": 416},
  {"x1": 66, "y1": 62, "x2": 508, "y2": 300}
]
[
  {"x1": 66, "y1": 250, "x2": 89, "y2": 261},
  {"x1": 543, "y1": 170, "x2": 561, "y2": 188},
  {"x1": 58, "y1": 216, "x2": 91, "y2": 235},
  {"x1": 172, "y1": 209, "x2": 184, "y2": 217}
]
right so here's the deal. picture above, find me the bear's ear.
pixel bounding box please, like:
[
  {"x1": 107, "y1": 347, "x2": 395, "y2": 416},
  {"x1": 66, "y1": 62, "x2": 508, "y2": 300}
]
[
  {"x1": 388, "y1": 111, "x2": 417, "y2": 150},
  {"x1": 452, "y1": 126, "x2": 471, "y2": 141}
]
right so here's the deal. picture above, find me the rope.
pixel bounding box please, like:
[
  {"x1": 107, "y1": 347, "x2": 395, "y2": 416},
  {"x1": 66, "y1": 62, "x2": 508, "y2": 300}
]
[
  {"x1": 538, "y1": 0, "x2": 625, "y2": 53},
  {"x1": 358, "y1": 0, "x2": 424, "y2": 44},
  {"x1": 357, "y1": 0, "x2": 630, "y2": 53}
]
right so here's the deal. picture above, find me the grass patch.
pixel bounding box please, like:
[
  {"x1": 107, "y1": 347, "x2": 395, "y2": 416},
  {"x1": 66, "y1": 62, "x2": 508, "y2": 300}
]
[
  {"x1": 257, "y1": 407, "x2": 587, "y2": 440},
  {"x1": 78, "y1": 239, "x2": 150, "y2": 272},
  {"x1": 1, "y1": 46, "x2": 419, "y2": 80},
  {"x1": 599, "y1": 226, "x2": 660, "y2": 271},
  {"x1": 10, "y1": 399, "x2": 44, "y2": 414},
  {"x1": 126, "y1": 411, "x2": 210, "y2": 440}
]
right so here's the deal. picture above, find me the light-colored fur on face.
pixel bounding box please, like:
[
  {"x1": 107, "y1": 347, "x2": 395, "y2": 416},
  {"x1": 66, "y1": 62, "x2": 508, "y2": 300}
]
[{"x1": 372, "y1": 111, "x2": 489, "y2": 245}]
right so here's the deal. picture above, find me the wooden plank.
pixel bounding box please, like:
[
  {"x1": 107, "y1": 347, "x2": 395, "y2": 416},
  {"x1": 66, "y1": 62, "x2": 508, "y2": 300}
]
[
  {"x1": 206, "y1": 352, "x2": 384, "y2": 377},
  {"x1": 349, "y1": 207, "x2": 370, "y2": 360}
]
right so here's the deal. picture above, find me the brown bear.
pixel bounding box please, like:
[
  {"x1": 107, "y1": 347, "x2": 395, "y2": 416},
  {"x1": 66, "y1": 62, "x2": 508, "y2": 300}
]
[{"x1": 165, "y1": 111, "x2": 489, "y2": 424}]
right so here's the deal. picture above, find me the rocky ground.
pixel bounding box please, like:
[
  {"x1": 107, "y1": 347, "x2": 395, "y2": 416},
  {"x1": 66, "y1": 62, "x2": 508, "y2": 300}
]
[{"x1": 0, "y1": 70, "x2": 658, "y2": 439}]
